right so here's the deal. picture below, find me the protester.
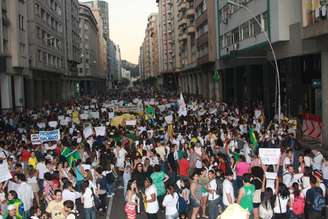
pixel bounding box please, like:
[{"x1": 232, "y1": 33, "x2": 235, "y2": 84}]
[{"x1": 0, "y1": 90, "x2": 326, "y2": 219}]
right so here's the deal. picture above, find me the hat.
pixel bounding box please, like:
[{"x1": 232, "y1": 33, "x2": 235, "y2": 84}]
[{"x1": 7, "y1": 204, "x2": 16, "y2": 211}]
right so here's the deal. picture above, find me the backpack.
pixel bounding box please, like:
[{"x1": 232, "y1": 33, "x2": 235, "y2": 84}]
[
  {"x1": 312, "y1": 191, "x2": 325, "y2": 211},
  {"x1": 106, "y1": 172, "x2": 115, "y2": 183},
  {"x1": 292, "y1": 195, "x2": 305, "y2": 215},
  {"x1": 215, "y1": 177, "x2": 224, "y2": 196},
  {"x1": 176, "y1": 193, "x2": 188, "y2": 214}
]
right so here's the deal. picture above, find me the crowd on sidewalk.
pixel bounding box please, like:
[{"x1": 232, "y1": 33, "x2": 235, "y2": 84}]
[{"x1": 0, "y1": 89, "x2": 327, "y2": 219}]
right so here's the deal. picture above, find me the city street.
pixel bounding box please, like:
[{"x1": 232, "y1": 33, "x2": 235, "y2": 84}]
[{"x1": 1, "y1": 1, "x2": 328, "y2": 219}]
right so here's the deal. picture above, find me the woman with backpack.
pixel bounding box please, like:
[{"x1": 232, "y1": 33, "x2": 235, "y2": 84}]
[
  {"x1": 289, "y1": 182, "x2": 305, "y2": 219},
  {"x1": 162, "y1": 184, "x2": 179, "y2": 219}
]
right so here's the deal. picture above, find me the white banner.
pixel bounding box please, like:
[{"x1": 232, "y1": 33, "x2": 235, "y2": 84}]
[
  {"x1": 259, "y1": 148, "x2": 281, "y2": 165},
  {"x1": 80, "y1": 113, "x2": 89, "y2": 120},
  {"x1": 90, "y1": 112, "x2": 100, "y2": 119},
  {"x1": 31, "y1": 134, "x2": 41, "y2": 145},
  {"x1": 83, "y1": 127, "x2": 93, "y2": 139},
  {"x1": 94, "y1": 126, "x2": 106, "y2": 136},
  {"x1": 0, "y1": 160, "x2": 12, "y2": 183},
  {"x1": 48, "y1": 121, "x2": 58, "y2": 128},
  {"x1": 126, "y1": 120, "x2": 137, "y2": 126}
]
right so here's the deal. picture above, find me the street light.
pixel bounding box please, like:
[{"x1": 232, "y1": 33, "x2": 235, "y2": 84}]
[{"x1": 227, "y1": 0, "x2": 282, "y2": 124}]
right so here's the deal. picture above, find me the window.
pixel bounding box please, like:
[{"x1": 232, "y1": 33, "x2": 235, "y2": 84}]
[
  {"x1": 41, "y1": 9, "x2": 45, "y2": 21},
  {"x1": 37, "y1": 26, "x2": 41, "y2": 39},
  {"x1": 37, "y1": 49, "x2": 42, "y2": 62},
  {"x1": 35, "y1": 3, "x2": 40, "y2": 16},
  {"x1": 43, "y1": 52, "x2": 47, "y2": 64},
  {"x1": 241, "y1": 22, "x2": 249, "y2": 40},
  {"x1": 19, "y1": 43, "x2": 25, "y2": 56},
  {"x1": 18, "y1": 14, "x2": 24, "y2": 30}
]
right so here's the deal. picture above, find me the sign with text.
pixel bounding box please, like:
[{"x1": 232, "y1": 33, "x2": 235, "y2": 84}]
[
  {"x1": 259, "y1": 148, "x2": 281, "y2": 165},
  {"x1": 39, "y1": 129, "x2": 61, "y2": 143}
]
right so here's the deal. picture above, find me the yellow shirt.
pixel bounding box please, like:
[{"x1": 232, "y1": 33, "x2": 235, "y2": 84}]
[{"x1": 28, "y1": 157, "x2": 37, "y2": 169}]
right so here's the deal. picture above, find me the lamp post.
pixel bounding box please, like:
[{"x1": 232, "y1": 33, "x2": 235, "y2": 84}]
[{"x1": 227, "y1": 0, "x2": 281, "y2": 124}]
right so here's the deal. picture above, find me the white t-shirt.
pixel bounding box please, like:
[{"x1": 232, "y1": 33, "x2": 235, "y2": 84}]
[
  {"x1": 273, "y1": 195, "x2": 289, "y2": 214},
  {"x1": 36, "y1": 162, "x2": 49, "y2": 180},
  {"x1": 82, "y1": 187, "x2": 94, "y2": 209},
  {"x1": 145, "y1": 185, "x2": 159, "y2": 214},
  {"x1": 208, "y1": 179, "x2": 219, "y2": 201},
  {"x1": 63, "y1": 189, "x2": 81, "y2": 204},
  {"x1": 283, "y1": 157, "x2": 291, "y2": 171},
  {"x1": 162, "y1": 192, "x2": 178, "y2": 216},
  {"x1": 223, "y1": 179, "x2": 235, "y2": 206},
  {"x1": 313, "y1": 153, "x2": 323, "y2": 170}
]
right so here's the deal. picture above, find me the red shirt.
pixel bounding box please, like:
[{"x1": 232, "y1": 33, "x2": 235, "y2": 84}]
[
  {"x1": 178, "y1": 158, "x2": 189, "y2": 177},
  {"x1": 21, "y1": 150, "x2": 31, "y2": 162}
]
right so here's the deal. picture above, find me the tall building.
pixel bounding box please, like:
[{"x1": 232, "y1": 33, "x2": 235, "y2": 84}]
[
  {"x1": 26, "y1": 0, "x2": 67, "y2": 107},
  {"x1": 78, "y1": 3, "x2": 101, "y2": 96},
  {"x1": 142, "y1": 13, "x2": 160, "y2": 79},
  {"x1": 138, "y1": 46, "x2": 145, "y2": 79},
  {"x1": 216, "y1": 0, "x2": 328, "y2": 147},
  {"x1": 0, "y1": 0, "x2": 28, "y2": 111},
  {"x1": 156, "y1": 0, "x2": 180, "y2": 89},
  {"x1": 82, "y1": 0, "x2": 110, "y2": 40},
  {"x1": 116, "y1": 44, "x2": 122, "y2": 81}
]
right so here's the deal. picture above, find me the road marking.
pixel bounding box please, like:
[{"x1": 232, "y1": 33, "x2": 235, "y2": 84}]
[{"x1": 106, "y1": 197, "x2": 113, "y2": 219}]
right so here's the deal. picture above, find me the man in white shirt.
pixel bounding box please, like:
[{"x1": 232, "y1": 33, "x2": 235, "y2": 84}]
[
  {"x1": 223, "y1": 172, "x2": 235, "y2": 208},
  {"x1": 207, "y1": 170, "x2": 221, "y2": 219},
  {"x1": 16, "y1": 174, "x2": 34, "y2": 218},
  {"x1": 36, "y1": 158, "x2": 49, "y2": 192},
  {"x1": 312, "y1": 150, "x2": 323, "y2": 170},
  {"x1": 282, "y1": 165, "x2": 294, "y2": 189},
  {"x1": 144, "y1": 178, "x2": 159, "y2": 218}
]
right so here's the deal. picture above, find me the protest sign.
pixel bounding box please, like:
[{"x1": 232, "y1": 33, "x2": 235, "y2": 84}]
[
  {"x1": 83, "y1": 126, "x2": 93, "y2": 139},
  {"x1": 108, "y1": 112, "x2": 115, "y2": 119},
  {"x1": 259, "y1": 148, "x2": 281, "y2": 165},
  {"x1": 31, "y1": 134, "x2": 41, "y2": 145},
  {"x1": 39, "y1": 129, "x2": 61, "y2": 142},
  {"x1": 126, "y1": 120, "x2": 137, "y2": 126},
  {"x1": 165, "y1": 115, "x2": 173, "y2": 124},
  {"x1": 158, "y1": 105, "x2": 166, "y2": 112},
  {"x1": 37, "y1": 122, "x2": 46, "y2": 129},
  {"x1": 60, "y1": 119, "x2": 68, "y2": 126},
  {"x1": 48, "y1": 121, "x2": 58, "y2": 128},
  {"x1": 80, "y1": 113, "x2": 89, "y2": 120},
  {"x1": 0, "y1": 160, "x2": 12, "y2": 183},
  {"x1": 94, "y1": 126, "x2": 106, "y2": 136},
  {"x1": 90, "y1": 111, "x2": 100, "y2": 119},
  {"x1": 58, "y1": 115, "x2": 65, "y2": 121}
]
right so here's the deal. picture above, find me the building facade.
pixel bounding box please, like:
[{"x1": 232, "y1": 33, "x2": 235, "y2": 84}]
[
  {"x1": 216, "y1": 0, "x2": 328, "y2": 147},
  {"x1": 0, "y1": 0, "x2": 28, "y2": 112}
]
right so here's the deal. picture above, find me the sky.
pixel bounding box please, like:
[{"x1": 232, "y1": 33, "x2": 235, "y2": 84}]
[{"x1": 81, "y1": 0, "x2": 158, "y2": 64}]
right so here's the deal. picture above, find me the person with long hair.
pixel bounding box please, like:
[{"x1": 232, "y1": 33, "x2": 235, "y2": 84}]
[
  {"x1": 199, "y1": 168, "x2": 209, "y2": 218},
  {"x1": 190, "y1": 171, "x2": 202, "y2": 219},
  {"x1": 273, "y1": 179, "x2": 290, "y2": 219},
  {"x1": 162, "y1": 184, "x2": 179, "y2": 219},
  {"x1": 125, "y1": 180, "x2": 138, "y2": 219},
  {"x1": 132, "y1": 163, "x2": 146, "y2": 191},
  {"x1": 259, "y1": 177, "x2": 273, "y2": 219}
]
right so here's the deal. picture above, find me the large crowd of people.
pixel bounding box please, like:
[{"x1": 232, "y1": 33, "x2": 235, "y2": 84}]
[{"x1": 0, "y1": 89, "x2": 327, "y2": 219}]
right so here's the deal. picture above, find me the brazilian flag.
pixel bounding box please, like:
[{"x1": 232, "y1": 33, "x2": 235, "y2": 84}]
[
  {"x1": 249, "y1": 128, "x2": 258, "y2": 150},
  {"x1": 213, "y1": 70, "x2": 220, "y2": 82},
  {"x1": 61, "y1": 147, "x2": 81, "y2": 167},
  {"x1": 145, "y1": 105, "x2": 155, "y2": 118}
]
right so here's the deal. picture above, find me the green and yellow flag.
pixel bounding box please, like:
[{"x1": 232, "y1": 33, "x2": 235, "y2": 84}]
[
  {"x1": 213, "y1": 70, "x2": 220, "y2": 82},
  {"x1": 249, "y1": 128, "x2": 258, "y2": 149}
]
